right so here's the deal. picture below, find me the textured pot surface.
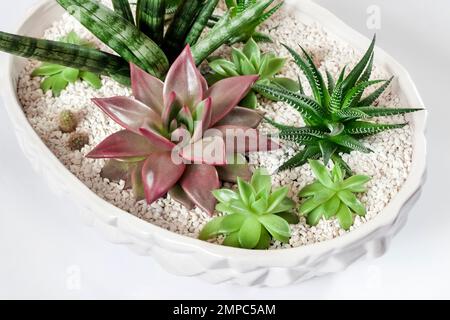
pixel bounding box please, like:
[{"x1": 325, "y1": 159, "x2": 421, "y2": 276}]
[{"x1": 1, "y1": 0, "x2": 427, "y2": 287}]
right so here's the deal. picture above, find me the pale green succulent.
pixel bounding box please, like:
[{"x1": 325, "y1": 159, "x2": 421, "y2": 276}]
[
  {"x1": 199, "y1": 169, "x2": 299, "y2": 249},
  {"x1": 299, "y1": 160, "x2": 371, "y2": 230},
  {"x1": 207, "y1": 38, "x2": 299, "y2": 108},
  {"x1": 32, "y1": 31, "x2": 102, "y2": 97}
]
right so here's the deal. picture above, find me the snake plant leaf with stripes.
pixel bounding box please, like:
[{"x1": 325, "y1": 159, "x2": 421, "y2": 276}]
[
  {"x1": 111, "y1": 0, "x2": 134, "y2": 23},
  {"x1": 255, "y1": 36, "x2": 423, "y2": 174},
  {"x1": 192, "y1": 0, "x2": 278, "y2": 65},
  {"x1": 56, "y1": 0, "x2": 169, "y2": 79},
  {"x1": 32, "y1": 31, "x2": 103, "y2": 97}
]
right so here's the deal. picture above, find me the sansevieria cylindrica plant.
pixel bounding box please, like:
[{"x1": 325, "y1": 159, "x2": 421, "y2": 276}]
[{"x1": 255, "y1": 36, "x2": 423, "y2": 174}]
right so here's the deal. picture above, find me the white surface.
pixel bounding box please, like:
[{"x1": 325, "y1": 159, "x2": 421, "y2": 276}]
[{"x1": 0, "y1": 0, "x2": 448, "y2": 299}]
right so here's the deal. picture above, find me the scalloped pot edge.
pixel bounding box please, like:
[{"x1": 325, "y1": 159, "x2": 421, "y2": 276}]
[{"x1": 0, "y1": 0, "x2": 427, "y2": 287}]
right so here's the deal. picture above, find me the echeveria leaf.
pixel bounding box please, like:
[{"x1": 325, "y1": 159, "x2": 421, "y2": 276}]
[
  {"x1": 221, "y1": 214, "x2": 246, "y2": 234},
  {"x1": 142, "y1": 151, "x2": 186, "y2": 204},
  {"x1": 243, "y1": 37, "x2": 260, "y2": 61},
  {"x1": 199, "y1": 216, "x2": 225, "y2": 240},
  {"x1": 261, "y1": 57, "x2": 286, "y2": 78},
  {"x1": 299, "y1": 198, "x2": 320, "y2": 215},
  {"x1": 309, "y1": 160, "x2": 333, "y2": 188},
  {"x1": 62, "y1": 67, "x2": 80, "y2": 83},
  {"x1": 336, "y1": 203, "x2": 353, "y2": 230},
  {"x1": 251, "y1": 197, "x2": 268, "y2": 214},
  {"x1": 299, "y1": 181, "x2": 323, "y2": 197},
  {"x1": 239, "y1": 217, "x2": 262, "y2": 249},
  {"x1": 255, "y1": 228, "x2": 271, "y2": 250},
  {"x1": 272, "y1": 77, "x2": 300, "y2": 92},
  {"x1": 342, "y1": 175, "x2": 371, "y2": 190},
  {"x1": 307, "y1": 205, "x2": 324, "y2": 226},
  {"x1": 269, "y1": 197, "x2": 296, "y2": 214},
  {"x1": 237, "y1": 177, "x2": 255, "y2": 205},
  {"x1": 251, "y1": 168, "x2": 271, "y2": 196},
  {"x1": 223, "y1": 232, "x2": 241, "y2": 248},
  {"x1": 322, "y1": 195, "x2": 340, "y2": 219},
  {"x1": 259, "y1": 214, "x2": 291, "y2": 243},
  {"x1": 32, "y1": 63, "x2": 65, "y2": 76},
  {"x1": 168, "y1": 184, "x2": 195, "y2": 210},
  {"x1": 180, "y1": 164, "x2": 220, "y2": 215},
  {"x1": 212, "y1": 189, "x2": 240, "y2": 203},
  {"x1": 338, "y1": 190, "x2": 366, "y2": 216},
  {"x1": 80, "y1": 71, "x2": 102, "y2": 89},
  {"x1": 267, "y1": 186, "x2": 289, "y2": 213},
  {"x1": 276, "y1": 211, "x2": 299, "y2": 225}
]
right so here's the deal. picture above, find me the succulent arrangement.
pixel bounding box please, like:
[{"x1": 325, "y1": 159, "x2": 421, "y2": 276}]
[
  {"x1": 87, "y1": 46, "x2": 277, "y2": 214},
  {"x1": 32, "y1": 31, "x2": 102, "y2": 96},
  {"x1": 255, "y1": 36, "x2": 422, "y2": 173},
  {"x1": 1, "y1": 0, "x2": 425, "y2": 251},
  {"x1": 299, "y1": 160, "x2": 370, "y2": 230},
  {"x1": 199, "y1": 169, "x2": 298, "y2": 249},
  {"x1": 207, "y1": 38, "x2": 299, "y2": 108}
]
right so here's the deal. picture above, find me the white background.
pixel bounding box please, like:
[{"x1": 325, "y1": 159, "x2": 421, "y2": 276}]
[{"x1": 0, "y1": 0, "x2": 449, "y2": 299}]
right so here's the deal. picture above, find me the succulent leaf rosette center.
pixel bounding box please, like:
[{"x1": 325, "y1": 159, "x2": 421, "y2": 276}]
[{"x1": 87, "y1": 46, "x2": 278, "y2": 215}]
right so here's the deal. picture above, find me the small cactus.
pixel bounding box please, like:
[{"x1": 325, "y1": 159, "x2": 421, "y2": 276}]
[
  {"x1": 68, "y1": 132, "x2": 89, "y2": 151},
  {"x1": 59, "y1": 110, "x2": 78, "y2": 133}
]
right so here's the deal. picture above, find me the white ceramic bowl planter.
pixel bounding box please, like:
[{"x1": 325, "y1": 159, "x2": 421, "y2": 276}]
[{"x1": 1, "y1": 0, "x2": 426, "y2": 287}]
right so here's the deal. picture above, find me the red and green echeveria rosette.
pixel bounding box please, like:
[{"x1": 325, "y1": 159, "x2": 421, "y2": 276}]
[{"x1": 87, "y1": 45, "x2": 279, "y2": 215}]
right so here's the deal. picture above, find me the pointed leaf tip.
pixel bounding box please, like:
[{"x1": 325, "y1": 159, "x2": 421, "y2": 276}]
[
  {"x1": 130, "y1": 63, "x2": 164, "y2": 114},
  {"x1": 164, "y1": 44, "x2": 205, "y2": 109}
]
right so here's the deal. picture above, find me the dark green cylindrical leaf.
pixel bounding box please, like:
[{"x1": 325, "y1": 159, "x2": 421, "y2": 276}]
[
  {"x1": 185, "y1": 0, "x2": 219, "y2": 46},
  {"x1": 0, "y1": 31, "x2": 130, "y2": 84},
  {"x1": 136, "y1": 0, "x2": 166, "y2": 45},
  {"x1": 192, "y1": 0, "x2": 274, "y2": 65},
  {"x1": 163, "y1": 0, "x2": 203, "y2": 61},
  {"x1": 111, "y1": 0, "x2": 135, "y2": 24},
  {"x1": 57, "y1": 0, "x2": 168, "y2": 79}
]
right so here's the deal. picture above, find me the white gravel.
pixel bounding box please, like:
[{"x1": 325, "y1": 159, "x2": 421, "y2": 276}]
[{"x1": 16, "y1": 1, "x2": 413, "y2": 249}]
